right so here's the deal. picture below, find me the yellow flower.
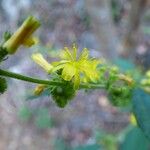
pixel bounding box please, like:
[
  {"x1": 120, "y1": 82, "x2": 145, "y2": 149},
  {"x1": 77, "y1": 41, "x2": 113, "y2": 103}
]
[
  {"x1": 32, "y1": 53, "x2": 53, "y2": 73},
  {"x1": 52, "y1": 44, "x2": 101, "y2": 89},
  {"x1": 34, "y1": 84, "x2": 46, "y2": 95},
  {"x1": 22, "y1": 37, "x2": 39, "y2": 47},
  {"x1": 3, "y1": 16, "x2": 40, "y2": 54}
]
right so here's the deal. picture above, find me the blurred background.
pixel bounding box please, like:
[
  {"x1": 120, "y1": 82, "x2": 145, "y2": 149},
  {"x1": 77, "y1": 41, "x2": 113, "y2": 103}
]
[{"x1": 0, "y1": 0, "x2": 150, "y2": 149}]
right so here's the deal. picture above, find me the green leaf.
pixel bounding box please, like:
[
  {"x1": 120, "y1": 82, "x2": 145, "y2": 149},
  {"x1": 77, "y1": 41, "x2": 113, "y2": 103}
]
[
  {"x1": 120, "y1": 127, "x2": 150, "y2": 150},
  {"x1": 133, "y1": 88, "x2": 150, "y2": 141},
  {"x1": 0, "y1": 77, "x2": 7, "y2": 94}
]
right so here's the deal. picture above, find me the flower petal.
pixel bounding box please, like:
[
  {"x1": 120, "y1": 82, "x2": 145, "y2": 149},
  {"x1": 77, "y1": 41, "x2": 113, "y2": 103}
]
[
  {"x1": 80, "y1": 60, "x2": 100, "y2": 82},
  {"x1": 61, "y1": 47, "x2": 74, "y2": 60},
  {"x1": 72, "y1": 44, "x2": 77, "y2": 60},
  {"x1": 79, "y1": 48, "x2": 89, "y2": 60},
  {"x1": 23, "y1": 36, "x2": 39, "y2": 47},
  {"x1": 52, "y1": 64, "x2": 65, "y2": 72},
  {"x1": 74, "y1": 71, "x2": 80, "y2": 89},
  {"x1": 32, "y1": 53, "x2": 53, "y2": 73},
  {"x1": 61, "y1": 64, "x2": 76, "y2": 81}
]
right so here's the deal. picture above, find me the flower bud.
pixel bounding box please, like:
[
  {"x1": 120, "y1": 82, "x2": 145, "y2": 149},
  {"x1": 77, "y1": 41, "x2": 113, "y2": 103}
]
[
  {"x1": 118, "y1": 74, "x2": 134, "y2": 86},
  {"x1": 34, "y1": 85, "x2": 46, "y2": 95},
  {"x1": 3, "y1": 16, "x2": 40, "y2": 54},
  {"x1": 32, "y1": 53, "x2": 53, "y2": 73},
  {"x1": 111, "y1": 66, "x2": 119, "y2": 73}
]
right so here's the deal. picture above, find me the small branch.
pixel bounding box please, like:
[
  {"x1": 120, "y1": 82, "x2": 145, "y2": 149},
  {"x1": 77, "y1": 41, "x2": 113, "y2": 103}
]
[{"x1": 0, "y1": 69, "x2": 106, "y2": 89}]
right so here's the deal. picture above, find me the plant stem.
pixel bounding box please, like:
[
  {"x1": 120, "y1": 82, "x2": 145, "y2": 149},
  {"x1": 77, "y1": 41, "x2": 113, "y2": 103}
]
[
  {"x1": 80, "y1": 83, "x2": 105, "y2": 89},
  {"x1": 0, "y1": 69, "x2": 105, "y2": 89},
  {"x1": 0, "y1": 69, "x2": 62, "y2": 86}
]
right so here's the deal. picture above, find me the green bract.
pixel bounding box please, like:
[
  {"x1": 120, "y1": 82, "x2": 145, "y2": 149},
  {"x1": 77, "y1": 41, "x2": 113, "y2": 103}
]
[
  {"x1": 50, "y1": 83, "x2": 76, "y2": 108},
  {"x1": 106, "y1": 68, "x2": 134, "y2": 107},
  {"x1": 108, "y1": 81, "x2": 132, "y2": 107},
  {"x1": 0, "y1": 47, "x2": 8, "y2": 63}
]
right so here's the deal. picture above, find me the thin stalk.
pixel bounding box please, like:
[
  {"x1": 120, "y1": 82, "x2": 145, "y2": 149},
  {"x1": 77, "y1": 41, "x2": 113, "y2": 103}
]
[
  {"x1": 0, "y1": 69, "x2": 62, "y2": 86},
  {"x1": 0, "y1": 69, "x2": 105, "y2": 89},
  {"x1": 80, "y1": 83, "x2": 105, "y2": 89}
]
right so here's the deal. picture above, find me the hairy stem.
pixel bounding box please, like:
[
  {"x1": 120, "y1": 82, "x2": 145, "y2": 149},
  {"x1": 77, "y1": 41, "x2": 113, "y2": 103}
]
[
  {"x1": 0, "y1": 69, "x2": 62, "y2": 86},
  {"x1": 0, "y1": 69, "x2": 105, "y2": 89}
]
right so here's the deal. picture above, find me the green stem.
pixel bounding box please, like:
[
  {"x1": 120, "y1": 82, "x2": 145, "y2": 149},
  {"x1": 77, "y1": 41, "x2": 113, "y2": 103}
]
[
  {"x1": 0, "y1": 69, "x2": 105, "y2": 89},
  {"x1": 80, "y1": 83, "x2": 105, "y2": 89},
  {"x1": 0, "y1": 69, "x2": 62, "y2": 86}
]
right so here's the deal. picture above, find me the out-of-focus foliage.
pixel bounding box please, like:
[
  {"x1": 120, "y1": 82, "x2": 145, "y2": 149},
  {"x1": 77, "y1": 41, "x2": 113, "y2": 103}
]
[
  {"x1": 114, "y1": 58, "x2": 135, "y2": 72},
  {"x1": 53, "y1": 138, "x2": 69, "y2": 150},
  {"x1": 133, "y1": 89, "x2": 150, "y2": 141},
  {"x1": 111, "y1": 0, "x2": 122, "y2": 23},
  {"x1": 19, "y1": 106, "x2": 53, "y2": 129},
  {"x1": 120, "y1": 127, "x2": 150, "y2": 150},
  {"x1": 18, "y1": 106, "x2": 32, "y2": 122},
  {"x1": 95, "y1": 130, "x2": 117, "y2": 150},
  {"x1": 52, "y1": 125, "x2": 150, "y2": 150},
  {"x1": 35, "y1": 108, "x2": 52, "y2": 129}
]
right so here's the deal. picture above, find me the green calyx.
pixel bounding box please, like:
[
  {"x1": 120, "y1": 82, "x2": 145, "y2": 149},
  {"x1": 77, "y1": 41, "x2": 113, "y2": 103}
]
[
  {"x1": 108, "y1": 80, "x2": 132, "y2": 107},
  {"x1": 105, "y1": 67, "x2": 133, "y2": 107},
  {"x1": 50, "y1": 80, "x2": 76, "y2": 108},
  {"x1": 0, "y1": 47, "x2": 8, "y2": 63}
]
